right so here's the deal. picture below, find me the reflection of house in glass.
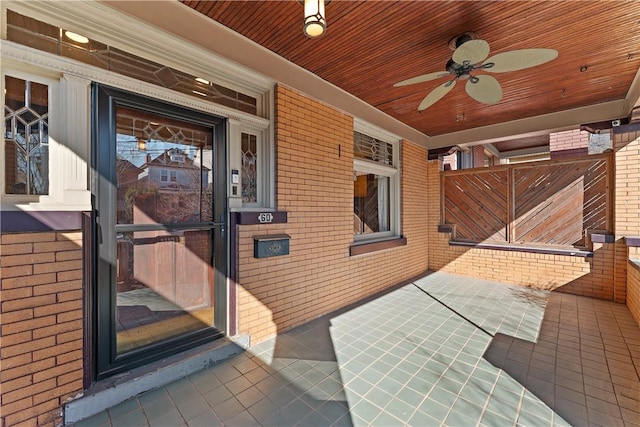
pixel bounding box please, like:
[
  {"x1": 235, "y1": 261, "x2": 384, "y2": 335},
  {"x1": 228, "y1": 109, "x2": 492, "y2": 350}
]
[{"x1": 130, "y1": 148, "x2": 212, "y2": 224}]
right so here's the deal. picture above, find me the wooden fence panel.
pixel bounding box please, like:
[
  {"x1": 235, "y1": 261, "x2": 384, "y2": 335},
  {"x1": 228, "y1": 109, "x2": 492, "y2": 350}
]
[
  {"x1": 441, "y1": 154, "x2": 610, "y2": 248},
  {"x1": 443, "y1": 170, "x2": 508, "y2": 242},
  {"x1": 514, "y1": 158, "x2": 608, "y2": 246}
]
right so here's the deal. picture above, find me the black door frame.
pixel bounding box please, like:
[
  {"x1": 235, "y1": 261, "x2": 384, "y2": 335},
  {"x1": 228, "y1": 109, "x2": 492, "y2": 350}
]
[{"x1": 91, "y1": 84, "x2": 227, "y2": 380}]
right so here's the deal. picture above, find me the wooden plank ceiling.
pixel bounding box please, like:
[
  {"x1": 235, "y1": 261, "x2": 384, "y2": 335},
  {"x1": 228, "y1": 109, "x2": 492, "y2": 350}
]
[{"x1": 182, "y1": 1, "x2": 640, "y2": 139}]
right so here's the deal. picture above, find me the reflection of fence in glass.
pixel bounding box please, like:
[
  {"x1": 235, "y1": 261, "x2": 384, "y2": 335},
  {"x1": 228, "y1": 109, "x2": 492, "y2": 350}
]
[
  {"x1": 442, "y1": 154, "x2": 611, "y2": 248},
  {"x1": 115, "y1": 204, "x2": 214, "y2": 353}
]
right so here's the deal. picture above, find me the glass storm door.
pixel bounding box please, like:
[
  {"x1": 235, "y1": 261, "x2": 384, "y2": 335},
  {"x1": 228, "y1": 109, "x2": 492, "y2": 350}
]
[{"x1": 93, "y1": 85, "x2": 227, "y2": 379}]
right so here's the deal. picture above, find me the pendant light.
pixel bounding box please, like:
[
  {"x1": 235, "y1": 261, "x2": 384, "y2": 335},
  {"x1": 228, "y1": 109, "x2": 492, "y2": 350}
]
[{"x1": 300, "y1": 0, "x2": 331, "y2": 38}]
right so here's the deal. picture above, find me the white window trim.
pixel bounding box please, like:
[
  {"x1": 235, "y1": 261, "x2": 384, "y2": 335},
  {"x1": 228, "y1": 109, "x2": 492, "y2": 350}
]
[
  {"x1": 353, "y1": 119, "x2": 401, "y2": 244},
  {"x1": 1, "y1": 68, "x2": 60, "y2": 210}
]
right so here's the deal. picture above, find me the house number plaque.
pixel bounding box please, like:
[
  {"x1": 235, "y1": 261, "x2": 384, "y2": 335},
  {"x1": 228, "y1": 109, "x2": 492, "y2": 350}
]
[{"x1": 258, "y1": 213, "x2": 273, "y2": 223}]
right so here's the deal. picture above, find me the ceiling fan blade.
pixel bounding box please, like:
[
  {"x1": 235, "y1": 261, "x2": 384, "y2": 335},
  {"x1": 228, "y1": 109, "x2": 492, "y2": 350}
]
[
  {"x1": 452, "y1": 39, "x2": 490, "y2": 65},
  {"x1": 483, "y1": 48, "x2": 558, "y2": 73},
  {"x1": 394, "y1": 71, "x2": 449, "y2": 87},
  {"x1": 465, "y1": 75, "x2": 502, "y2": 104},
  {"x1": 418, "y1": 80, "x2": 456, "y2": 111}
]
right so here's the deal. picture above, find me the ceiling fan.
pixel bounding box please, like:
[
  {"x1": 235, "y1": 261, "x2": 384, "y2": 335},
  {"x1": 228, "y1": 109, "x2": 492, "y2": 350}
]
[{"x1": 394, "y1": 32, "x2": 558, "y2": 111}]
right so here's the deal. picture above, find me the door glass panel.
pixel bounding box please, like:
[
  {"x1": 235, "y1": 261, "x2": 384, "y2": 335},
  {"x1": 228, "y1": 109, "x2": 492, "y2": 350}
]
[{"x1": 115, "y1": 106, "x2": 215, "y2": 355}]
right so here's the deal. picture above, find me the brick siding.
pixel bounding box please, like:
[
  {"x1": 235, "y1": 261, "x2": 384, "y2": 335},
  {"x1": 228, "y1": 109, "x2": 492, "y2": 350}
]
[
  {"x1": 628, "y1": 260, "x2": 640, "y2": 326},
  {"x1": 0, "y1": 231, "x2": 83, "y2": 427},
  {"x1": 549, "y1": 129, "x2": 589, "y2": 158},
  {"x1": 235, "y1": 85, "x2": 429, "y2": 343},
  {"x1": 615, "y1": 130, "x2": 640, "y2": 315}
]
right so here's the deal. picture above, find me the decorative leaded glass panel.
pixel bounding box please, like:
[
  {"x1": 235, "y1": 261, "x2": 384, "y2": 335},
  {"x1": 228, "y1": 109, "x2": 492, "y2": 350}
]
[
  {"x1": 6, "y1": 10, "x2": 258, "y2": 115},
  {"x1": 241, "y1": 133, "x2": 257, "y2": 203},
  {"x1": 354, "y1": 131, "x2": 393, "y2": 165},
  {"x1": 4, "y1": 76, "x2": 49, "y2": 195}
]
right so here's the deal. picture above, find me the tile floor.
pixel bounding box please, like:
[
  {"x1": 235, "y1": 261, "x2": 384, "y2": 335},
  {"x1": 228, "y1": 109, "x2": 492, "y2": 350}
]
[{"x1": 72, "y1": 272, "x2": 640, "y2": 426}]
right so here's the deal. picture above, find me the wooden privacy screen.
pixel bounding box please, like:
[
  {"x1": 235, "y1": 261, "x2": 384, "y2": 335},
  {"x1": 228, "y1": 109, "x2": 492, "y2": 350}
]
[{"x1": 442, "y1": 153, "x2": 612, "y2": 248}]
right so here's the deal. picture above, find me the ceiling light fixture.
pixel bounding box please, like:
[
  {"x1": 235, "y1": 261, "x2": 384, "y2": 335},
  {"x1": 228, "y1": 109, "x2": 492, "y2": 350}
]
[
  {"x1": 195, "y1": 77, "x2": 210, "y2": 85},
  {"x1": 299, "y1": 0, "x2": 331, "y2": 38},
  {"x1": 64, "y1": 31, "x2": 89, "y2": 44}
]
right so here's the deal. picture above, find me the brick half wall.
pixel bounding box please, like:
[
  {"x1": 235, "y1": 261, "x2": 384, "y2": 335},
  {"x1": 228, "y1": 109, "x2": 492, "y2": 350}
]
[
  {"x1": 427, "y1": 160, "x2": 617, "y2": 298},
  {"x1": 1, "y1": 231, "x2": 84, "y2": 427}
]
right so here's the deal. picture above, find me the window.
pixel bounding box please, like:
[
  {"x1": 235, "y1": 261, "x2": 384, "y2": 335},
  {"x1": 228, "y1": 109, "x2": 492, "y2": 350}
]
[
  {"x1": 353, "y1": 130, "x2": 399, "y2": 242},
  {"x1": 4, "y1": 76, "x2": 49, "y2": 195},
  {"x1": 241, "y1": 132, "x2": 258, "y2": 204},
  {"x1": 170, "y1": 170, "x2": 177, "y2": 182},
  {"x1": 160, "y1": 169, "x2": 168, "y2": 182},
  {"x1": 6, "y1": 10, "x2": 258, "y2": 115}
]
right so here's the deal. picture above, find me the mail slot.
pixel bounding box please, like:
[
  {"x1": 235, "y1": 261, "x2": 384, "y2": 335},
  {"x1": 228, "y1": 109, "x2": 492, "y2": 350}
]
[{"x1": 253, "y1": 234, "x2": 290, "y2": 258}]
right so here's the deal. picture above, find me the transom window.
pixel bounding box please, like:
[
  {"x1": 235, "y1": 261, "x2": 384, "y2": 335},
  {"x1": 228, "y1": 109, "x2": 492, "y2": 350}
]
[
  {"x1": 4, "y1": 76, "x2": 49, "y2": 195},
  {"x1": 6, "y1": 10, "x2": 258, "y2": 115},
  {"x1": 353, "y1": 130, "x2": 399, "y2": 242}
]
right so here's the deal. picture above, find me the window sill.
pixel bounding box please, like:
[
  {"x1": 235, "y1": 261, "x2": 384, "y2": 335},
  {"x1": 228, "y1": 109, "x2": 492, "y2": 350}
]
[
  {"x1": 448, "y1": 240, "x2": 593, "y2": 257},
  {"x1": 350, "y1": 236, "x2": 407, "y2": 256}
]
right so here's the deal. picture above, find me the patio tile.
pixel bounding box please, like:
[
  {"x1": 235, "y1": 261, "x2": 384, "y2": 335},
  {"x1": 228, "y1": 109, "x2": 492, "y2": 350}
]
[
  {"x1": 110, "y1": 408, "x2": 148, "y2": 427},
  {"x1": 212, "y1": 396, "x2": 244, "y2": 422},
  {"x1": 185, "y1": 409, "x2": 223, "y2": 427},
  {"x1": 107, "y1": 397, "x2": 140, "y2": 420},
  {"x1": 67, "y1": 272, "x2": 640, "y2": 427}
]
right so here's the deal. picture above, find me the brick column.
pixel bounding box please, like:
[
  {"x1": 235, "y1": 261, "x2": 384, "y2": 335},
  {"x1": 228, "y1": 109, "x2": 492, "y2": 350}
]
[{"x1": 613, "y1": 130, "x2": 640, "y2": 303}]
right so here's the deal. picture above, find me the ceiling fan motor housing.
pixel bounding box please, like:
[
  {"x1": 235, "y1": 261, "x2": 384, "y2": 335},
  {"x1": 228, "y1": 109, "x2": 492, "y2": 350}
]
[
  {"x1": 446, "y1": 58, "x2": 472, "y2": 80},
  {"x1": 448, "y1": 32, "x2": 480, "y2": 50}
]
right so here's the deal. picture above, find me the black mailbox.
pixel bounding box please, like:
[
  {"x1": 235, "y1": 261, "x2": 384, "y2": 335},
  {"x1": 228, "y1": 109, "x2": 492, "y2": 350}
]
[{"x1": 253, "y1": 234, "x2": 290, "y2": 258}]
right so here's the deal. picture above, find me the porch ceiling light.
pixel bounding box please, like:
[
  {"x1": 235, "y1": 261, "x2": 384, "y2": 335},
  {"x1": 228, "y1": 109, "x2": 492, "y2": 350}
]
[
  {"x1": 299, "y1": 0, "x2": 331, "y2": 38},
  {"x1": 64, "y1": 31, "x2": 89, "y2": 44},
  {"x1": 138, "y1": 139, "x2": 147, "y2": 151}
]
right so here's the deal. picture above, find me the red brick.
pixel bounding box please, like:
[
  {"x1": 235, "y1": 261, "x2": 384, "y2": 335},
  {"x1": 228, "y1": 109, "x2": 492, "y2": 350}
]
[
  {"x1": 32, "y1": 340, "x2": 81, "y2": 362},
  {"x1": 1, "y1": 295, "x2": 56, "y2": 313},
  {"x1": 0, "y1": 243, "x2": 33, "y2": 255},
  {"x1": 1, "y1": 330, "x2": 33, "y2": 347},
  {"x1": 32, "y1": 359, "x2": 83, "y2": 383},
  {"x1": 32, "y1": 319, "x2": 82, "y2": 340},
  {"x1": 1, "y1": 315, "x2": 56, "y2": 335},
  {"x1": 33, "y1": 300, "x2": 81, "y2": 317},
  {"x1": 1, "y1": 273, "x2": 56, "y2": 290},
  {"x1": 1, "y1": 233, "x2": 55, "y2": 245},
  {"x1": 1, "y1": 336, "x2": 56, "y2": 358},
  {"x1": 0, "y1": 308, "x2": 33, "y2": 325},
  {"x1": 0, "y1": 375, "x2": 33, "y2": 395},
  {"x1": 3, "y1": 398, "x2": 58, "y2": 427},
  {"x1": 0, "y1": 357, "x2": 55, "y2": 382},
  {"x1": 0, "y1": 396, "x2": 34, "y2": 418},
  {"x1": 32, "y1": 280, "x2": 81, "y2": 296},
  {"x1": 2, "y1": 378, "x2": 56, "y2": 405},
  {"x1": 32, "y1": 260, "x2": 82, "y2": 274},
  {"x1": 1, "y1": 252, "x2": 55, "y2": 267}
]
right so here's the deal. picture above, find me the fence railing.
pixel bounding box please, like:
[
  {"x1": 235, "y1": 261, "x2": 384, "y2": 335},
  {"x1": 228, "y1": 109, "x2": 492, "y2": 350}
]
[{"x1": 442, "y1": 153, "x2": 612, "y2": 248}]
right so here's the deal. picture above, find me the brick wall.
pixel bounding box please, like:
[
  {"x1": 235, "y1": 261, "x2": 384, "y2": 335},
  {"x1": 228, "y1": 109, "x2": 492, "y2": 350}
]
[
  {"x1": 628, "y1": 259, "x2": 640, "y2": 327},
  {"x1": 0, "y1": 231, "x2": 84, "y2": 427},
  {"x1": 472, "y1": 145, "x2": 486, "y2": 168},
  {"x1": 426, "y1": 159, "x2": 617, "y2": 298},
  {"x1": 236, "y1": 85, "x2": 429, "y2": 343},
  {"x1": 549, "y1": 129, "x2": 589, "y2": 158},
  {"x1": 615, "y1": 130, "x2": 640, "y2": 310}
]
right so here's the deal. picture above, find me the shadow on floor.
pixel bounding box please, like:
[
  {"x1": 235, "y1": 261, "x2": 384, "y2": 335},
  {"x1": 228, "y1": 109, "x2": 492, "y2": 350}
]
[{"x1": 484, "y1": 292, "x2": 640, "y2": 427}]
